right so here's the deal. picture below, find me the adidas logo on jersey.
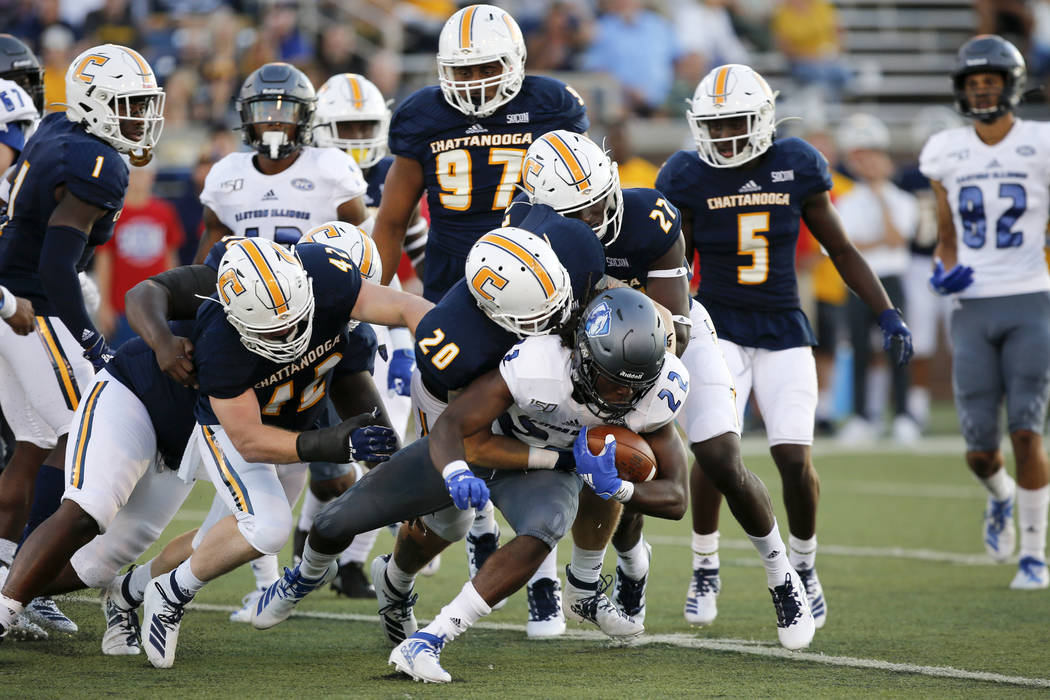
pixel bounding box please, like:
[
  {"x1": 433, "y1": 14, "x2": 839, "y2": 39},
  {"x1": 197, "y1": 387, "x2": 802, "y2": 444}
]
[
  {"x1": 738, "y1": 180, "x2": 762, "y2": 193},
  {"x1": 262, "y1": 189, "x2": 278, "y2": 201},
  {"x1": 987, "y1": 159, "x2": 1002, "y2": 169},
  {"x1": 465, "y1": 123, "x2": 488, "y2": 135}
]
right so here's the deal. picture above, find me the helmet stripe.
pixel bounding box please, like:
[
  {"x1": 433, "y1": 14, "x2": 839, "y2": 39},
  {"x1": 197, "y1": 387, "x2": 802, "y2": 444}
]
[
  {"x1": 713, "y1": 65, "x2": 731, "y2": 104},
  {"x1": 479, "y1": 232, "x2": 556, "y2": 299},
  {"x1": 460, "y1": 5, "x2": 478, "y2": 49},
  {"x1": 358, "y1": 233, "x2": 374, "y2": 276},
  {"x1": 346, "y1": 74, "x2": 364, "y2": 109},
  {"x1": 546, "y1": 133, "x2": 591, "y2": 191},
  {"x1": 121, "y1": 46, "x2": 155, "y2": 88},
  {"x1": 239, "y1": 240, "x2": 290, "y2": 316}
]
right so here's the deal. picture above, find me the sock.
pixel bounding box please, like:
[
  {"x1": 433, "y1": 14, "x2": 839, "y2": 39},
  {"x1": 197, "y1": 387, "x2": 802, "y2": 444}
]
[
  {"x1": 692, "y1": 531, "x2": 720, "y2": 570},
  {"x1": 568, "y1": 545, "x2": 606, "y2": 587},
  {"x1": 866, "y1": 365, "x2": 889, "y2": 423},
  {"x1": 297, "y1": 489, "x2": 326, "y2": 531},
  {"x1": 0, "y1": 538, "x2": 17, "y2": 566},
  {"x1": 418, "y1": 581, "x2": 491, "y2": 643},
  {"x1": 385, "y1": 555, "x2": 416, "y2": 594},
  {"x1": 1017, "y1": 485, "x2": 1049, "y2": 561},
  {"x1": 747, "y1": 520, "x2": 793, "y2": 588},
  {"x1": 469, "y1": 499, "x2": 497, "y2": 539},
  {"x1": 980, "y1": 468, "x2": 1016, "y2": 502},
  {"x1": 300, "y1": 539, "x2": 337, "y2": 580},
  {"x1": 789, "y1": 534, "x2": 817, "y2": 571},
  {"x1": 340, "y1": 527, "x2": 380, "y2": 566},
  {"x1": 528, "y1": 545, "x2": 558, "y2": 586},
  {"x1": 907, "y1": 386, "x2": 930, "y2": 427},
  {"x1": 16, "y1": 467, "x2": 64, "y2": 549},
  {"x1": 0, "y1": 593, "x2": 25, "y2": 626},
  {"x1": 167, "y1": 561, "x2": 204, "y2": 602},
  {"x1": 615, "y1": 537, "x2": 650, "y2": 580},
  {"x1": 816, "y1": 388, "x2": 833, "y2": 422},
  {"x1": 250, "y1": 554, "x2": 279, "y2": 589},
  {"x1": 127, "y1": 560, "x2": 155, "y2": 606}
]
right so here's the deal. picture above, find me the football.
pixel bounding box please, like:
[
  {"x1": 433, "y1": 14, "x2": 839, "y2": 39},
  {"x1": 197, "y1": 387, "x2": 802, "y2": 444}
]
[{"x1": 587, "y1": 425, "x2": 657, "y2": 482}]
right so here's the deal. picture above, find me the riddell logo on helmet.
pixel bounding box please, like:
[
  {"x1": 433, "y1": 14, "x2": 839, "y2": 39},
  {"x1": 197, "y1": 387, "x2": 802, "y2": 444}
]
[{"x1": 620, "y1": 371, "x2": 644, "y2": 380}]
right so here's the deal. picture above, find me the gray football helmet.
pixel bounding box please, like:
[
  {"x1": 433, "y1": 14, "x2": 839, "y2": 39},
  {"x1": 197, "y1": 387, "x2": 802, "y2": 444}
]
[{"x1": 237, "y1": 62, "x2": 316, "y2": 159}]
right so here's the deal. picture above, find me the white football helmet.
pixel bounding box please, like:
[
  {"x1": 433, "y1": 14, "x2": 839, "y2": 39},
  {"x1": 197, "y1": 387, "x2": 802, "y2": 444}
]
[
  {"x1": 313, "y1": 74, "x2": 391, "y2": 169},
  {"x1": 64, "y1": 44, "x2": 164, "y2": 163},
  {"x1": 522, "y1": 130, "x2": 624, "y2": 244},
  {"x1": 216, "y1": 238, "x2": 315, "y2": 363},
  {"x1": 465, "y1": 226, "x2": 572, "y2": 337},
  {"x1": 686, "y1": 64, "x2": 776, "y2": 168},
  {"x1": 300, "y1": 221, "x2": 380, "y2": 331},
  {"x1": 436, "y1": 4, "x2": 526, "y2": 118},
  {"x1": 837, "y1": 113, "x2": 890, "y2": 153}
]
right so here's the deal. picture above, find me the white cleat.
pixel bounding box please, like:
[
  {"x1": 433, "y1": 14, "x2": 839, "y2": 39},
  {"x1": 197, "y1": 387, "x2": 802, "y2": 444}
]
[
  {"x1": 24, "y1": 596, "x2": 78, "y2": 634},
  {"x1": 795, "y1": 567, "x2": 827, "y2": 630},
  {"x1": 251, "y1": 562, "x2": 338, "y2": 630},
  {"x1": 419, "y1": 553, "x2": 441, "y2": 577},
  {"x1": 525, "y1": 577, "x2": 565, "y2": 639},
  {"x1": 684, "y1": 567, "x2": 720, "y2": 626},
  {"x1": 142, "y1": 577, "x2": 188, "y2": 668},
  {"x1": 613, "y1": 541, "x2": 652, "y2": 625},
  {"x1": 6, "y1": 614, "x2": 48, "y2": 641},
  {"x1": 769, "y1": 570, "x2": 815, "y2": 651},
  {"x1": 372, "y1": 554, "x2": 418, "y2": 645},
  {"x1": 564, "y1": 567, "x2": 643, "y2": 639},
  {"x1": 983, "y1": 494, "x2": 1016, "y2": 562},
  {"x1": 1009, "y1": 556, "x2": 1049, "y2": 590},
  {"x1": 229, "y1": 589, "x2": 264, "y2": 623},
  {"x1": 389, "y1": 632, "x2": 452, "y2": 683},
  {"x1": 101, "y1": 580, "x2": 141, "y2": 655}
]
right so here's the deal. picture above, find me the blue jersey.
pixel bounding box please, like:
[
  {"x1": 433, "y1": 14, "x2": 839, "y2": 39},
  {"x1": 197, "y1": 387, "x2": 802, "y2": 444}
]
[
  {"x1": 389, "y1": 76, "x2": 588, "y2": 260},
  {"x1": 363, "y1": 157, "x2": 393, "y2": 208},
  {"x1": 0, "y1": 112, "x2": 127, "y2": 312},
  {"x1": 191, "y1": 242, "x2": 368, "y2": 430},
  {"x1": 415, "y1": 204, "x2": 604, "y2": 400},
  {"x1": 656, "y1": 138, "x2": 830, "y2": 349}
]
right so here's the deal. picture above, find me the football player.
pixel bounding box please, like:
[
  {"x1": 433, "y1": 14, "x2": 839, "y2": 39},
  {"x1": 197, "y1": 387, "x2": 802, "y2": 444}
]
[
  {"x1": 655, "y1": 64, "x2": 913, "y2": 631},
  {"x1": 0, "y1": 44, "x2": 164, "y2": 635},
  {"x1": 920, "y1": 35, "x2": 1050, "y2": 589},
  {"x1": 191, "y1": 63, "x2": 370, "y2": 263},
  {"x1": 0, "y1": 34, "x2": 43, "y2": 174},
  {"x1": 371, "y1": 3, "x2": 589, "y2": 302}
]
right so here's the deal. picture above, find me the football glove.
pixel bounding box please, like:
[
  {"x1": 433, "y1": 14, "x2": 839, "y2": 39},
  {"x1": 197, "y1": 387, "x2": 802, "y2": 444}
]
[
  {"x1": 929, "y1": 259, "x2": 974, "y2": 295},
  {"x1": 572, "y1": 427, "x2": 623, "y2": 500},
  {"x1": 877, "y1": 308, "x2": 914, "y2": 366},
  {"x1": 443, "y1": 463, "x2": 489, "y2": 510},
  {"x1": 387, "y1": 348, "x2": 415, "y2": 397}
]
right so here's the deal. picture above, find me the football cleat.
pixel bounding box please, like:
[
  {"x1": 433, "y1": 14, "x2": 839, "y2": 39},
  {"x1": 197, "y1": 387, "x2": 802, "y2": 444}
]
[
  {"x1": 795, "y1": 567, "x2": 827, "y2": 629},
  {"x1": 564, "y1": 567, "x2": 643, "y2": 639},
  {"x1": 526, "y1": 576, "x2": 566, "y2": 638},
  {"x1": 372, "y1": 554, "x2": 419, "y2": 645},
  {"x1": 769, "y1": 570, "x2": 815, "y2": 651},
  {"x1": 983, "y1": 494, "x2": 1016, "y2": 562},
  {"x1": 613, "y1": 541, "x2": 652, "y2": 624},
  {"x1": 389, "y1": 631, "x2": 451, "y2": 683},
  {"x1": 24, "y1": 596, "x2": 78, "y2": 634},
  {"x1": 330, "y1": 561, "x2": 376, "y2": 599},
  {"x1": 6, "y1": 614, "x2": 48, "y2": 641},
  {"x1": 229, "y1": 589, "x2": 264, "y2": 623},
  {"x1": 1009, "y1": 556, "x2": 1049, "y2": 590},
  {"x1": 251, "y1": 561, "x2": 338, "y2": 630},
  {"x1": 101, "y1": 580, "x2": 141, "y2": 655},
  {"x1": 466, "y1": 525, "x2": 506, "y2": 609},
  {"x1": 684, "y1": 567, "x2": 720, "y2": 626},
  {"x1": 420, "y1": 553, "x2": 441, "y2": 577},
  {"x1": 143, "y1": 578, "x2": 188, "y2": 668}
]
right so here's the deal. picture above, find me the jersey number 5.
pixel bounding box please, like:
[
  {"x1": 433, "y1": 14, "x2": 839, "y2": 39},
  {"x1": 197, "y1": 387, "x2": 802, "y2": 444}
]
[
  {"x1": 436, "y1": 148, "x2": 526, "y2": 211},
  {"x1": 737, "y1": 212, "x2": 770, "y2": 285}
]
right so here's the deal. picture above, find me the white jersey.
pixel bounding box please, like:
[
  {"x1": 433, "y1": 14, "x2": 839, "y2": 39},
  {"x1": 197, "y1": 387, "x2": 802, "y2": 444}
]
[
  {"x1": 200, "y1": 146, "x2": 367, "y2": 241},
  {"x1": 919, "y1": 120, "x2": 1050, "y2": 299},
  {"x1": 0, "y1": 79, "x2": 39, "y2": 203},
  {"x1": 497, "y1": 335, "x2": 689, "y2": 449}
]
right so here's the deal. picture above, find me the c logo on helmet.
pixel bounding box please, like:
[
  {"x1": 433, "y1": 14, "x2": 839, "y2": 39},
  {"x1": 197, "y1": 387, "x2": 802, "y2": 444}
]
[
  {"x1": 218, "y1": 268, "x2": 246, "y2": 304},
  {"x1": 471, "y1": 266, "x2": 509, "y2": 302},
  {"x1": 74, "y1": 54, "x2": 110, "y2": 84}
]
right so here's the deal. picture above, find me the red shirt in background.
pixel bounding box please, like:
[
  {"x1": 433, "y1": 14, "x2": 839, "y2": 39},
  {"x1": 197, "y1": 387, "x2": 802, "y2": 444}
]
[{"x1": 102, "y1": 198, "x2": 184, "y2": 313}]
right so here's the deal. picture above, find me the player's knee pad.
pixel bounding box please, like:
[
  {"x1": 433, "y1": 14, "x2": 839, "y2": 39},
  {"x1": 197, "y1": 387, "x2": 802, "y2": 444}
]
[
  {"x1": 512, "y1": 499, "x2": 575, "y2": 549},
  {"x1": 421, "y1": 505, "x2": 474, "y2": 542},
  {"x1": 237, "y1": 509, "x2": 294, "y2": 556}
]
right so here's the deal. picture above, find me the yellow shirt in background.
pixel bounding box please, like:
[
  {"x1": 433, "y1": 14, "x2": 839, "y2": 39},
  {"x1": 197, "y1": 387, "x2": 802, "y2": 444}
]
[
  {"x1": 772, "y1": 0, "x2": 840, "y2": 59},
  {"x1": 618, "y1": 156, "x2": 660, "y2": 190},
  {"x1": 813, "y1": 171, "x2": 854, "y2": 305}
]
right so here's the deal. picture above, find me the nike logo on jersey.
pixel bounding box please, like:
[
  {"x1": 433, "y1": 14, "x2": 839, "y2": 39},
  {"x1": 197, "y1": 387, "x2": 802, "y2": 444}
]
[{"x1": 738, "y1": 180, "x2": 762, "y2": 193}]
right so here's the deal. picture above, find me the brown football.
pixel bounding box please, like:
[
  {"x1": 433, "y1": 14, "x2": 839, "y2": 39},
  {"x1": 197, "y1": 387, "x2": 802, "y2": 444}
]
[{"x1": 587, "y1": 425, "x2": 657, "y2": 483}]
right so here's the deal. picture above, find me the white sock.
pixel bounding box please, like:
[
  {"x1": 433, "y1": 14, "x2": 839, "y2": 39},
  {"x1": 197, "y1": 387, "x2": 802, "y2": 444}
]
[
  {"x1": 385, "y1": 555, "x2": 416, "y2": 594},
  {"x1": 692, "y1": 531, "x2": 720, "y2": 570},
  {"x1": 0, "y1": 538, "x2": 16, "y2": 566},
  {"x1": 250, "y1": 554, "x2": 279, "y2": 589},
  {"x1": 0, "y1": 594, "x2": 24, "y2": 626},
  {"x1": 469, "y1": 499, "x2": 497, "y2": 539},
  {"x1": 340, "y1": 527, "x2": 380, "y2": 565},
  {"x1": 418, "y1": 581, "x2": 491, "y2": 643},
  {"x1": 1017, "y1": 485, "x2": 1049, "y2": 561},
  {"x1": 300, "y1": 540, "x2": 337, "y2": 580},
  {"x1": 128, "y1": 558, "x2": 157, "y2": 603},
  {"x1": 816, "y1": 388, "x2": 834, "y2": 422},
  {"x1": 980, "y1": 468, "x2": 1016, "y2": 502},
  {"x1": 297, "y1": 489, "x2": 327, "y2": 531},
  {"x1": 747, "y1": 520, "x2": 793, "y2": 588},
  {"x1": 615, "y1": 537, "x2": 650, "y2": 579},
  {"x1": 789, "y1": 534, "x2": 817, "y2": 571},
  {"x1": 528, "y1": 545, "x2": 558, "y2": 585},
  {"x1": 568, "y1": 545, "x2": 606, "y2": 586},
  {"x1": 866, "y1": 364, "x2": 889, "y2": 423},
  {"x1": 171, "y1": 560, "x2": 205, "y2": 601},
  {"x1": 907, "y1": 386, "x2": 930, "y2": 426}
]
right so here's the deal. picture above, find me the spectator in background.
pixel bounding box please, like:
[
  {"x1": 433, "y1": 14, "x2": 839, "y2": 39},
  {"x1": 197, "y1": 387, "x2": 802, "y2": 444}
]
[
  {"x1": 262, "y1": 0, "x2": 312, "y2": 63},
  {"x1": 605, "y1": 122, "x2": 658, "y2": 188},
  {"x1": 315, "y1": 24, "x2": 367, "y2": 78},
  {"x1": 834, "y1": 114, "x2": 919, "y2": 444},
  {"x1": 1030, "y1": 0, "x2": 1050, "y2": 78},
  {"x1": 94, "y1": 162, "x2": 185, "y2": 347},
  {"x1": 581, "y1": 0, "x2": 682, "y2": 116},
  {"x1": 39, "y1": 24, "x2": 75, "y2": 112},
  {"x1": 976, "y1": 0, "x2": 1034, "y2": 54},
  {"x1": 672, "y1": 0, "x2": 749, "y2": 73},
  {"x1": 771, "y1": 0, "x2": 851, "y2": 100},
  {"x1": 523, "y1": 1, "x2": 593, "y2": 71},
  {"x1": 81, "y1": 0, "x2": 139, "y2": 48}
]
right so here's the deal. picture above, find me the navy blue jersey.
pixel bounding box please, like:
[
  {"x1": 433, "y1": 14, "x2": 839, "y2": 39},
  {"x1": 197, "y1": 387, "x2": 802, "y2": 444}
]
[
  {"x1": 191, "y1": 242, "x2": 364, "y2": 431},
  {"x1": 363, "y1": 156, "x2": 393, "y2": 208},
  {"x1": 0, "y1": 112, "x2": 128, "y2": 311},
  {"x1": 656, "y1": 138, "x2": 830, "y2": 349},
  {"x1": 105, "y1": 321, "x2": 198, "y2": 469},
  {"x1": 389, "y1": 76, "x2": 588, "y2": 260}
]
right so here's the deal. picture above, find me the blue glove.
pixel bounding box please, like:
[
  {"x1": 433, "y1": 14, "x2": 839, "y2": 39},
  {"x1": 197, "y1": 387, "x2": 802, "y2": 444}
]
[
  {"x1": 387, "y1": 348, "x2": 415, "y2": 397},
  {"x1": 572, "y1": 427, "x2": 623, "y2": 500},
  {"x1": 82, "y1": 333, "x2": 114, "y2": 372},
  {"x1": 877, "y1": 308, "x2": 914, "y2": 367},
  {"x1": 929, "y1": 259, "x2": 974, "y2": 295},
  {"x1": 349, "y1": 424, "x2": 398, "y2": 463},
  {"x1": 443, "y1": 463, "x2": 490, "y2": 510}
]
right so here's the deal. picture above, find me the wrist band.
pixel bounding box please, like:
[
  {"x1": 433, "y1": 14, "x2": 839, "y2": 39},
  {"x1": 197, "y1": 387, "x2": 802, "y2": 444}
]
[
  {"x1": 671, "y1": 314, "x2": 692, "y2": 327},
  {"x1": 0, "y1": 285, "x2": 14, "y2": 320},
  {"x1": 527, "y1": 446, "x2": 559, "y2": 469},
  {"x1": 647, "y1": 266, "x2": 688, "y2": 279},
  {"x1": 442, "y1": 460, "x2": 470, "y2": 479},
  {"x1": 612, "y1": 481, "x2": 635, "y2": 503}
]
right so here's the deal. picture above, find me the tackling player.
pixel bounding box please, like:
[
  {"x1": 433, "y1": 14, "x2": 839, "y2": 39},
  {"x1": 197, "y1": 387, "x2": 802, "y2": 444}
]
[{"x1": 0, "y1": 34, "x2": 43, "y2": 173}]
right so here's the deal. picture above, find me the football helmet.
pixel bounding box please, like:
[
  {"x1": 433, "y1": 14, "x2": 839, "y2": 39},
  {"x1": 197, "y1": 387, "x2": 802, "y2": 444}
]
[
  {"x1": 238, "y1": 62, "x2": 316, "y2": 160},
  {"x1": 522, "y1": 130, "x2": 624, "y2": 245},
  {"x1": 436, "y1": 4, "x2": 526, "y2": 117},
  {"x1": 686, "y1": 64, "x2": 776, "y2": 168},
  {"x1": 0, "y1": 34, "x2": 43, "y2": 113},
  {"x1": 300, "y1": 221, "x2": 382, "y2": 283},
  {"x1": 571, "y1": 288, "x2": 666, "y2": 420},
  {"x1": 952, "y1": 35, "x2": 1025, "y2": 122},
  {"x1": 216, "y1": 238, "x2": 315, "y2": 363},
  {"x1": 64, "y1": 44, "x2": 165, "y2": 163},
  {"x1": 836, "y1": 113, "x2": 890, "y2": 153},
  {"x1": 465, "y1": 226, "x2": 572, "y2": 337},
  {"x1": 313, "y1": 73, "x2": 391, "y2": 169}
]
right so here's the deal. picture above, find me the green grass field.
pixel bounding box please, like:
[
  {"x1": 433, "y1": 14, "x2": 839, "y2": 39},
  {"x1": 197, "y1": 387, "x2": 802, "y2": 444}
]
[{"x1": 3, "y1": 441, "x2": 1049, "y2": 698}]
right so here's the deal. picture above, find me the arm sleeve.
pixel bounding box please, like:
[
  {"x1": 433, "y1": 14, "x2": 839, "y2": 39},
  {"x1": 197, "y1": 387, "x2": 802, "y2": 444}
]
[{"x1": 38, "y1": 224, "x2": 99, "y2": 347}]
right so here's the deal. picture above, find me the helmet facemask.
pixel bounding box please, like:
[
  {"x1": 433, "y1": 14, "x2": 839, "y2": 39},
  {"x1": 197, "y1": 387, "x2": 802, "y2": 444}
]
[
  {"x1": 438, "y1": 56, "x2": 524, "y2": 118},
  {"x1": 241, "y1": 95, "x2": 314, "y2": 159},
  {"x1": 687, "y1": 108, "x2": 773, "y2": 168}
]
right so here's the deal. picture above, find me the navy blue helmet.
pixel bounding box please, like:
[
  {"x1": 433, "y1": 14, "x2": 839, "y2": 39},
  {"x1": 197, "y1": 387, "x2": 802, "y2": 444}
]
[
  {"x1": 237, "y1": 62, "x2": 316, "y2": 159},
  {"x1": 952, "y1": 35, "x2": 1025, "y2": 122}
]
